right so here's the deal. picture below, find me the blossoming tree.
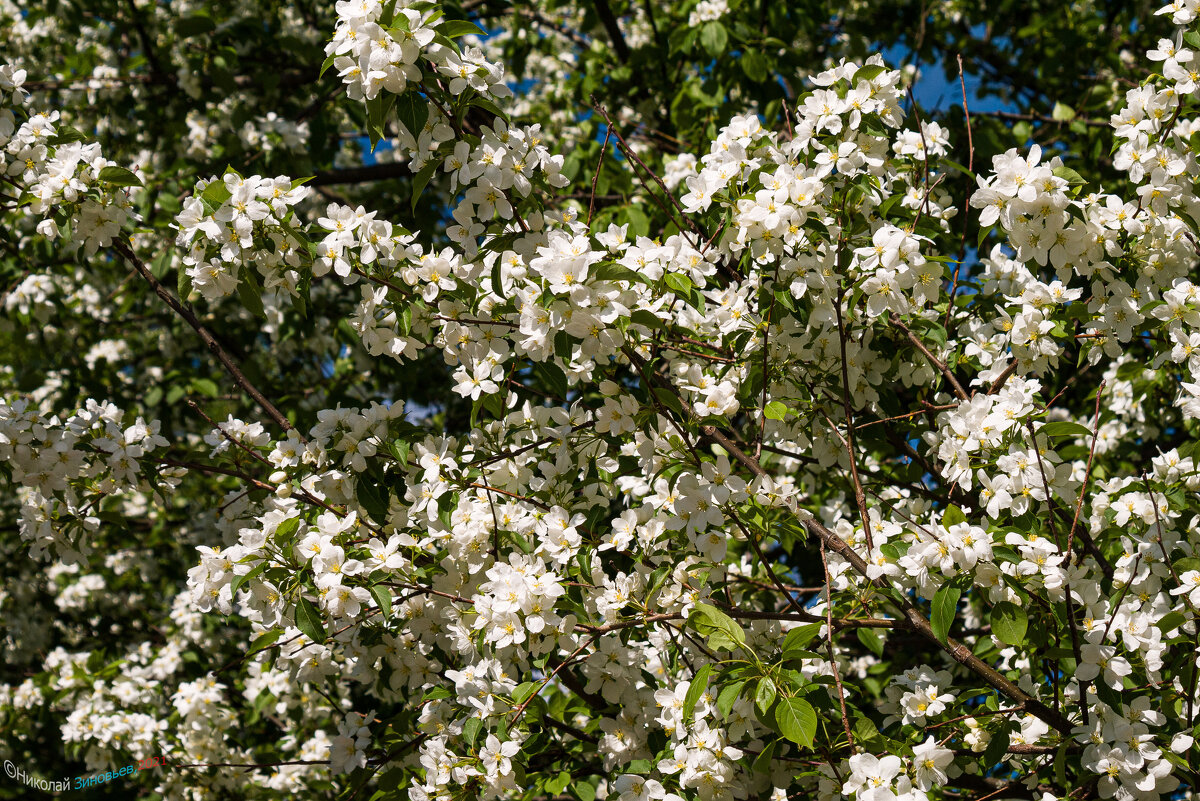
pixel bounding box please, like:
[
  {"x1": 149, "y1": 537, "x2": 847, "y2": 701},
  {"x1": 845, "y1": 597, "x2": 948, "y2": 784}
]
[{"x1": 3, "y1": 1, "x2": 1200, "y2": 800}]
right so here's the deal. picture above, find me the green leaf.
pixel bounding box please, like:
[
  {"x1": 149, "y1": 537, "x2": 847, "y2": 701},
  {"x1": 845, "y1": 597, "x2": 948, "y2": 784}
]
[
  {"x1": 665, "y1": 272, "x2": 694, "y2": 295},
  {"x1": 716, "y1": 679, "x2": 746, "y2": 718},
  {"x1": 319, "y1": 53, "x2": 339, "y2": 79},
  {"x1": 856, "y1": 626, "x2": 884, "y2": 657},
  {"x1": 751, "y1": 739, "x2": 776, "y2": 773},
  {"x1": 683, "y1": 663, "x2": 712, "y2": 723},
  {"x1": 630, "y1": 309, "x2": 665, "y2": 330},
  {"x1": 755, "y1": 677, "x2": 777, "y2": 716},
  {"x1": 462, "y1": 717, "x2": 482, "y2": 748},
  {"x1": 247, "y1": 627, "x2": 284, "y2": 654},
  {"x1": 593, "y1": 263, "x2": 649, "y2": 284},
  {"x1": 989, "y1": 601, "x2": 1028, "y2": 646},
  {"x1": 652, "y1": 386, "x2": 684, "y2": 418},
  {"x1": 98, "y1": 165, "x2": 143, "y2": 187},
  {"x1": 781, "y1": 623, "x2": 822, "y2": 652},
  {"x1": 356, "y1": 478, "x2": 390, "y2": 523},
  {"x1": 1051, "y1": 165, "x2": 1086, "y2": 186},
  {"x1": 741, "y1": 50, "x2": 769, "y2": 82},
  {"x1": 982, "y1": 725, "x2": 1011, "y2": 768},
  {"x1": 389, "y1": 439, "x2": 411, "y2": 469},
  {"x1": 853, "y1": 64, "x2": 887, "y2": 84},
  {"x1": 273, "y1": 516, "x2": 300, "y2": 545},
  {"x1": 930, "y1": 584, "x2": 960, "y2": 644},
  {"x1": 531, "y1": 360, "x2": 570, "y2": 400},
  {"x1": 150, "y1": 248, "x2": 172, "y2": 279},
  {"x1": 774, "y1": 696, "x2": 817, "y2": 748},
  {"x1": 763, "y1": 400, "x2": 788, "y2": 421},
  {"x1": 238, "y1": 271, "x2": 266, "y2": 319},
  {"x1": 688, "y1": 603, "x2": 746, "y2": 652},
  {"x1": 295, "y1": 596, "x2": 325, "y2": 643},
  {"x1": 437, "y1": 18, "x2": 485, "y2": 38},
  {"x1": 511, "y1": 681, "x2": 541, "y2": 706},
  {"x1": 190, "y1": 378, "x2": 219, "y2": 397},
  {"x1": 395, "y1": 92, "x2": 430, "y2": 138},
  {"x1": 941, "y1": 504, "x2": 966, "y2": 527},
  {"x1": 200, "y1": 180, "x2": 232, "y2": 208},
  {"x1": 570, "y1": 778, "x2": 597, "y2": 801},
  {"x1": 366, "y1": 92, "x2": 397, "y2": 147},
  {"x1": 699, "y1": 21, "x2": 727, "y2": 56},
  {"x1": 230, "y1": 562, "x2": 267, "y2": 597},
  {"x1": 1039, "y1": 420, "x2": 1092, "y2": 439},
  {"x1": 410, "y1": 158, "x2": 440, "y2": 212},
  {"x1": 546, "y1": 771, "x2": 572, "y2": 795},
  {"x1": 1157, "y1": 610, "x2": 1186, "y2": 633},
  {"x1": 470, "y1": 94, "x2": 510, "y2": 122},
  {"x1": 1051, "y1": 101, "x2": 1076, "y2": 121},
  {"x1": 176, "y1": 13, "x2": 216, "y2": 38},
  {"x1": 369, "y1": 583, "x2": 392, "y2": 617}
]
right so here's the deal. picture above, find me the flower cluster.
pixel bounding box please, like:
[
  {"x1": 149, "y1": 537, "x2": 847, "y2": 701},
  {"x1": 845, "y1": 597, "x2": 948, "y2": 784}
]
[{"x1": 174, "y1": 172, "x2": 310, "y2": 302}]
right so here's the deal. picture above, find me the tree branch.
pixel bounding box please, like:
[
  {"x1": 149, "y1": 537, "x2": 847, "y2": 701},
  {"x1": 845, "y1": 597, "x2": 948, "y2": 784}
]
[{"x1": 112, "y1": 239, "x2": 300, "y2": 437}]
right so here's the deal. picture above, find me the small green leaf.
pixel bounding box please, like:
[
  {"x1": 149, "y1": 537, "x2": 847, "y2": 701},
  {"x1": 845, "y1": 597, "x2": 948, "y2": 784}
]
[
  {"x1": 319, "y1": 53, "x2": 339, "y2": 79},
  {"x1": 366, "y1": 92, "x2": 397, "y2": 147},
  {"x1": 683, "y1": 663, "x2": 712, "y2": 723},
  {"x1": 410, "y1": 158, "x2": 440, "y2": 212},
  {"x1": 1051, "y1": 101, "x2": 1076, "y2": 121},
  {"x1": 295, "y1": 596, "x2": 325, "y2": 643},
  {"x1": 369, "y1": 584, "x2": 392, "y2": 617},
  {"x1": 930, "y1": 584, "x2": 960, "y2": 644},
  {"x1": 546, "y1": 771, "x2": 572, "y2": 795},
  {"x1": 630, "y1": 309, "x2": 665, "y2": 330},
  {"x1": 716, "y1": 680, "x2": 746, "y2": 718},
  {"x1": 741, "y1": 50, "x2": 769, "y2": 82},
  {"x1": 1039, "y1": 420, "x2": 1092, "y2": 439},
  {"x1": 755, "y1": 677, "x2": 777, "y2": 716},
  {"x1": 1157, "y1": 610, "x2": 1187, "y2": 633},
  {"x1": 389, "y1": 439, "x2": 411, "y2": 469},
  {"x1": 238, "y1": 271, "x2": 266, "y2": 319},
  {"x1": 688, "y1": 603, "x2": 746, "y2": 651},
  {"x1": 751, "y1": 738, "x2": 776, "y2": 773},
  {"x1": 664, "y1": 272, "x2": 694, "y2": 295},
  {"x1": 395, "y1": 92, "x2": 430, "y2": 138},
  {"x1": 273, "y1": 517, "x2": 300, "y2": 545},
  {"x1": 98, "y1": 165, "x2": 143, "y2": 187},
  {"x1": 781, "y1": 623, "x2": 822, "y2": 652},
  {"x1": 200, "y1": 180, "x2": 232, "y2": 208},
  {"x1": 247, "y1": 627, "x2": 284, "y2": 654},
  {"x1": 190, "y1": 378, "x2": 219, "y2": 397},
  {"x1": 990, "y1": 601, "x2": 1028, "y2": 646},
  {"x1": 941, "y1": 504, "x2": 966, "y2": 527},
  {"x1": 856, "y1": 626, "x2": 884, "y2": 657},
  {"x1": 699, "y1": 21, "x2": 727, "y2": 56},
  {"x1": 230, "y1": 562, "x2": 267, "y2": 597},
  {"x1": 511, "y1": 681, "x2": 540, "y2": 706},
  {"x1": 356, "y1": 478, "x2": 390, "y2": 523},
  {"x1": 774, "y1": 696, "x2": 817, "y2": 748},
  {"x1": 982, "y1": 725, "x2": 1011, "y2": 768},
  {"x1": 437, "y1": 18, "x2": 485, "y2": 38},
  {"x1": 763, "y1": 400, "x2": 788, "y2": 421},
  {"x1": 462, "y1": 717, "x2": 482, "y2": 748},
  {"x1": 853, "y1": 64, "x2": 887, "y2": 84},
  {"x1": 1051, "y1": 165, "x2": 1086, "y2": 186},
  {"x1": 176, "y1": 13, "x2": 216, "y2": 38}
]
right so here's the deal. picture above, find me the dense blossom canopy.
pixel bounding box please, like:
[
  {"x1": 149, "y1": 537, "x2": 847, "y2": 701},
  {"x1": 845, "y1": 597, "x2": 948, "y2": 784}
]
[{"x1": 3, "y1": 1, "x2": 1200, "y2": 801}]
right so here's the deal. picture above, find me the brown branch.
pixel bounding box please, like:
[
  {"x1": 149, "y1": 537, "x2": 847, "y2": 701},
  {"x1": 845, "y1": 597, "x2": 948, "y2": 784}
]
[
  {"x1": 112, "y1": 239, "x2": 299, "y2": 437},
  {"x1": 890, "y1": 312, "x2": 969, "y2": 401},
  {"x1": 310, "y1": 162, "x2": 411, "y2": 187},
  {"x1": 591, "y1": 0, "x2": 630, "y2": 62},
  {"x1": 622, "y1": 347, "x2": 1074, "y2": 735}
]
